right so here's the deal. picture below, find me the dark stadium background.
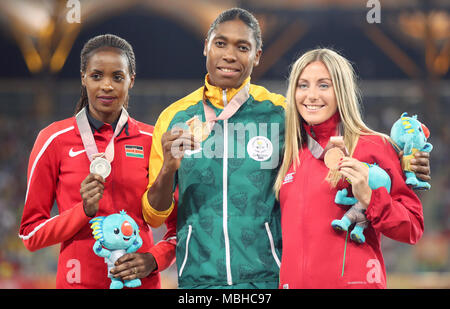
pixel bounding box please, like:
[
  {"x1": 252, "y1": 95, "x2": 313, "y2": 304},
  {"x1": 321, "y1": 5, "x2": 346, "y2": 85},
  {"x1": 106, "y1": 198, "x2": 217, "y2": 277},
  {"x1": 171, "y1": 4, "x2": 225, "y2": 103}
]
[{"x1": 0, "y1": 0, "x2": 448, "y2": 288}]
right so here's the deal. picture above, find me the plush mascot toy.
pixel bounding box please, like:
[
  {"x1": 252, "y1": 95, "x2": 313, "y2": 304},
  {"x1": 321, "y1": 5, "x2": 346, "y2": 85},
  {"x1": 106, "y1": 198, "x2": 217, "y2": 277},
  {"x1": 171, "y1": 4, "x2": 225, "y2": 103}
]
[
  {"x1": 89, "y1": 210, "x2": 143, "y2": 289},
  {"x1": 323, "y1": 138, "x2": 392, "y2": 244},
  {"x1": 390, "y1": 112, "x2": 432, "y2": 190},
  {"x1": 331, "y1": 163, "x2": 391, "y2": 243}
]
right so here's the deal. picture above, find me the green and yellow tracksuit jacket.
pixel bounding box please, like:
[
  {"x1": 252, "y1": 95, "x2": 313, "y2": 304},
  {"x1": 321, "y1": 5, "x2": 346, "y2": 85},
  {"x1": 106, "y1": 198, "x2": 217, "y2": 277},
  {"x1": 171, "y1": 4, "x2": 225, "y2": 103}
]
[{"x1": 143, "y1": 75, "x2": 285, "y2": 288}]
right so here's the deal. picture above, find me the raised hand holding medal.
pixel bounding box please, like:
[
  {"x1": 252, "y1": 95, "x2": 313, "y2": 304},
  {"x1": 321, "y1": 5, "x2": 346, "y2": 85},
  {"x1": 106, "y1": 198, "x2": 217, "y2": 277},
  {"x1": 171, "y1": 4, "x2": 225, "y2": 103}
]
[
  {"x1": 80, "y1": 173, "x2": 105, "y2": 217},
  {"x1": 76, "y1": 106, "x2": 129, "y2": 180},
  {"x1": 183, "y1": 116, "x2": 209, "y2": 155},
  {"x1": 76, "y1": 106, "x2": 128, "y2": 216},
  {"x1": 322, "y1": 136, "x2": 349, "y2": 184}
]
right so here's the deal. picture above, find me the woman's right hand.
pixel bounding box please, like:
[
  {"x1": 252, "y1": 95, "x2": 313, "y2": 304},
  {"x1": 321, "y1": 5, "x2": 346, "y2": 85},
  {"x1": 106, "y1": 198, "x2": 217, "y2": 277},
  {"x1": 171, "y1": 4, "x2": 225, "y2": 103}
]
[
  {"x1": 161, "y1": 127, "x2": 199, "y2": 173},
  {"x1": 80, "y1": 173, "x2": 105, "y2": 217}
]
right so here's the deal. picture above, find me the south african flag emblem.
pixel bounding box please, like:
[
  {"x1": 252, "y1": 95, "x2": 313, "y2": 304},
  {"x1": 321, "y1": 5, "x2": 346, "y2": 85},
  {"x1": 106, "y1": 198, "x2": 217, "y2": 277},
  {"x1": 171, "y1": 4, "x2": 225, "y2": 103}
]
[{"x1": 125, "y1": 145, "x2": 144, "y2": 158}]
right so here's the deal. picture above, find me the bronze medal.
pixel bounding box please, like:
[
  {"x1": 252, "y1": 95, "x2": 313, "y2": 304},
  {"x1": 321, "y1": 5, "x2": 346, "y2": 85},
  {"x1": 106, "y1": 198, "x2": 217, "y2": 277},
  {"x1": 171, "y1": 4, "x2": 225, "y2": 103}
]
[{"x1": 324, "y1": 147, "x2": 345, "y2": 170}]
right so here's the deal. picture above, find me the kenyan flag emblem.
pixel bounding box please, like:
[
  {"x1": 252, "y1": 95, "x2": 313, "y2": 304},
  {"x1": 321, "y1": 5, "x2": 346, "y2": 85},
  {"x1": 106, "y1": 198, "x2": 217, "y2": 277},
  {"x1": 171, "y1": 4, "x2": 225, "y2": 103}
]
[{"x1": 125, "y1": 145, "x2": 144, "y2": 158}]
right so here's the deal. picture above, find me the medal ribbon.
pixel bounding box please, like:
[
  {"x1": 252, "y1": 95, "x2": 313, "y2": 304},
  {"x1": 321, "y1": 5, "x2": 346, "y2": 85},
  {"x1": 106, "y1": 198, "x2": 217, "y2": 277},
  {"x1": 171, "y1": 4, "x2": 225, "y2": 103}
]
[
  {"x1": 306, "y1": 122, "x2": 350, "y2": 277},
  {"x1": 202, "y1": 82, "x2": 250, "y2": 130},
  {"x1": 306, "y1": 122, "x2": 349, "y2": 277},
  {"x1": 306, "y1": 122, "x2": 348, "y2": 159},
  {"x1": 75, "y1": 106, "x2": 129, "y2": 162}
]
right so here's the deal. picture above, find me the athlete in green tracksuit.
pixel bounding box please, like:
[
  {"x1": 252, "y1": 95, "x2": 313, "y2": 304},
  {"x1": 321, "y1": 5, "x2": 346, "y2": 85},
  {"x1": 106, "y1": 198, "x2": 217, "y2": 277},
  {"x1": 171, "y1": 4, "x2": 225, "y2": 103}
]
[{"x1": 142, "y1": 9, "x2": 285, "y2": 288}]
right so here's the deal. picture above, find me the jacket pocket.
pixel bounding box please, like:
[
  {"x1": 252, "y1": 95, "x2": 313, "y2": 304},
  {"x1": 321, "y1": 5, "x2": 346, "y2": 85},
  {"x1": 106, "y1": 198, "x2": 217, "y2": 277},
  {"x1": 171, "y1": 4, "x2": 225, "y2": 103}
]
[
  {"x1": 265, "y1": 222, "x2": 281, "y2": 268},
  {"x1": 178, "y1": 225, "x2": 192, "y2": 277}
]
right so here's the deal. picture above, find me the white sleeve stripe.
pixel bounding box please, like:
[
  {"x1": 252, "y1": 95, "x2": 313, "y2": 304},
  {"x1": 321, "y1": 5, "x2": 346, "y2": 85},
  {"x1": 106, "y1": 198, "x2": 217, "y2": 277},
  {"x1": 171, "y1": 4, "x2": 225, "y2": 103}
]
[
  {"x1": 155, "y1": 236, "x2": 177, "y2": 245},
  {"x1": 139, "y1": 130, "x2": 153, "y2": 136},
  {"x1": 25, "y1": 126, "x2": 74, "y2": 203},
  {"x1": 18, "y1": 215, "x2": 59, "y2": 240}
]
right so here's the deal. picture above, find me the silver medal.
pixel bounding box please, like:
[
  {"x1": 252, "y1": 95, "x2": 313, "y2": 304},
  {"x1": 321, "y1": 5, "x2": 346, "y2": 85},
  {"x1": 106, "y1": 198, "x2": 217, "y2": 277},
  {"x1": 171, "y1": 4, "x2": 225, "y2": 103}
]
[{"x1": 90, "y1": 157, "x2": 111, "y2": 179}]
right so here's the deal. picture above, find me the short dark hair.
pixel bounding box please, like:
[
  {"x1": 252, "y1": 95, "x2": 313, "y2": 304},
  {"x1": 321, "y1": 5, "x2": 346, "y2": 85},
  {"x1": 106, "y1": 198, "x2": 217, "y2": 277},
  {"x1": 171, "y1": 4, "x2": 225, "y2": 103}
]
[
  {"x1": 207, "y1": 8, "x2": 262, "y2": 50},
  {"x1": 75, "y1": 34, "x2": 136, "y2": 114}
]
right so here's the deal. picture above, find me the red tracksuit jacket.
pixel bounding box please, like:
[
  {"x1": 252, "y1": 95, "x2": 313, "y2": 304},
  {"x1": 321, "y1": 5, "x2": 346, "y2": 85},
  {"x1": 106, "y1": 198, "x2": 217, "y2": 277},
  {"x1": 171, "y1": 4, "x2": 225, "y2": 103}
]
[
  {"x1": 19, "y1": 111, "x2": 176, "y2": 288},
  {"x1": 279, "y1": 113, "x2": 424, "y2": 289}
]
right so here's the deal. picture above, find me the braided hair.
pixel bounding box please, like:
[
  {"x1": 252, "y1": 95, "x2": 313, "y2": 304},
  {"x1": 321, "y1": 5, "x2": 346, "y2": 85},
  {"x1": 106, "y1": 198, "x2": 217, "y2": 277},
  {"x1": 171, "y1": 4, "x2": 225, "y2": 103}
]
[{"x1": 75, "y1": 34, "x2": 136, "y2": 114}]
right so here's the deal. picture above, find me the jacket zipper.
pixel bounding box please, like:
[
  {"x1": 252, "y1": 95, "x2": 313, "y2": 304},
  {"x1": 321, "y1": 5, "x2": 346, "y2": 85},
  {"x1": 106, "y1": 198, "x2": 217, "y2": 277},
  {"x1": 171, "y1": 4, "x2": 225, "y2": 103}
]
[
  {"x1": 265, "y1": 222, "x2": 281, "y2": 268},
  {"x1": 179, "y1": 224, "x2": 192, "y2": 277},
  {"x1": 222, "y1": 89, "x2": 232, "y2": 285}
]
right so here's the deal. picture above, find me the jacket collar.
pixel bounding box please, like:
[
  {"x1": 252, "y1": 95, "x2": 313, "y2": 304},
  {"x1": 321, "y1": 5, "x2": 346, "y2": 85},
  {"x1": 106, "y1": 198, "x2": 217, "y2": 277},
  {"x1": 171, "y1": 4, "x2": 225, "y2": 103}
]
[
  {"x1": 204, "y1": 74, "x2": 251, "y2": 109},
  {"x1": 85, "y1": 107, "x2": 122, "y2": 134},
  {"x1": 303, "y1": 112, "x2": 341, "y2": 146},
  {"x1": 73, "y1": 106, "x2": 138, "y2": 138}
]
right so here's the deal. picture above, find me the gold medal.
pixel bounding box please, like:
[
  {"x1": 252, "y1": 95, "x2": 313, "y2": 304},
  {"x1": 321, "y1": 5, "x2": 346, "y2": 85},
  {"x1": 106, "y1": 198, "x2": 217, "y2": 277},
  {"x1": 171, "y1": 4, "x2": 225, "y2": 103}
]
[{"x1": 186, "y1": 116, "x2": 210, "y2": 142}]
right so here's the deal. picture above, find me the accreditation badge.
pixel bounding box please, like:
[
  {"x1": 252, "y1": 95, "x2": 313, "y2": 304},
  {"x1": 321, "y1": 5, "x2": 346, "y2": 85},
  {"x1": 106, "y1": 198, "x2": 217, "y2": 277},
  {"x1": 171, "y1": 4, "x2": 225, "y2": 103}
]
[{"x1": 247, "y1": 136, "x2": 273, "y2": 161}]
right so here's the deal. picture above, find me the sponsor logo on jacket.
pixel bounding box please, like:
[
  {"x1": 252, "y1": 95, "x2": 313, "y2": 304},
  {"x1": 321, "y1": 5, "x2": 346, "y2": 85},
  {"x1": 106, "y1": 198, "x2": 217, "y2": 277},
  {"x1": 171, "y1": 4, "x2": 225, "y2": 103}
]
[{"x1": 282, "y1": 172, "x2": 295, "y2": 185}]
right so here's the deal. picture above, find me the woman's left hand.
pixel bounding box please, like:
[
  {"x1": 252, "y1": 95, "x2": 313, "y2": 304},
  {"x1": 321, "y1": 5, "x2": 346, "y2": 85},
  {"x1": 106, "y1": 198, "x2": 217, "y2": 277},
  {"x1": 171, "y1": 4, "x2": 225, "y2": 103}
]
[
  {"x1": 110, "y1": 252, "x2": 157, "y2": 281},
  {"x1": 338, "y1": 157, "x2": 372, "y2": 208}
]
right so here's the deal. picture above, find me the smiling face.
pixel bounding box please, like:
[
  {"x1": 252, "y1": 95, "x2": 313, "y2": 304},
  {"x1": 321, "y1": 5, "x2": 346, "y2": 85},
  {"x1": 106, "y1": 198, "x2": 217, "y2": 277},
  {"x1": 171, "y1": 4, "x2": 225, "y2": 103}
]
[
  {"x1": 102, "y1": 214, "x2": 139, "y2": 250},
  {"x1": 204, "y1": 19, "x2": 261, "y2": 89},
  {"x1": 81, "y1": 48, "x2": 135, "y2": 124},
  {"x1": 295, "y1": 61, "x2": 338, "y2": 125}
]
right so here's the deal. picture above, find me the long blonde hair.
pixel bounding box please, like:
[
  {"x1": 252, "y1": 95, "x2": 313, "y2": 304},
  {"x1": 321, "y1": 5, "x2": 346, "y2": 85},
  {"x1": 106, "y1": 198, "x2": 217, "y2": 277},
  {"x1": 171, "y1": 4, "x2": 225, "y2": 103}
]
[{"x1": 274, "y1": 48, "x2": 389, "y2": 199}]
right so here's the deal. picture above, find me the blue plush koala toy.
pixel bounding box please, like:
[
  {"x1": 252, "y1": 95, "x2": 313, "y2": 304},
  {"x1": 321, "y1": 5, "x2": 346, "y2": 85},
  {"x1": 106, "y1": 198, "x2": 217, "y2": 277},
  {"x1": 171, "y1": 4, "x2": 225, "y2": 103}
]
[
  {"x1": 390, "y1": 112, "x2": 433, "y2": 190},
  {"x1": 89, "y1": 210, "x2": 143, "y2": 289},
  {"x1": 332, "y1": 163, "x2": 391, "y2": 244}
]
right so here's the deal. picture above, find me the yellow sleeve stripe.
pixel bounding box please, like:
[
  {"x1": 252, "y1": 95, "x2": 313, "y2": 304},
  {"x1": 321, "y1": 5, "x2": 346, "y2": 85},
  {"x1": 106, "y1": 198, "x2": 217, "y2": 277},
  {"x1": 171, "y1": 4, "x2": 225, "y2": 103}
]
[
  {"x1": 142, "y1": 189, "x2": 175, "y2": 228},
  {"x1": 142, "y1": 88, "x2": 202, "y2": 227}
]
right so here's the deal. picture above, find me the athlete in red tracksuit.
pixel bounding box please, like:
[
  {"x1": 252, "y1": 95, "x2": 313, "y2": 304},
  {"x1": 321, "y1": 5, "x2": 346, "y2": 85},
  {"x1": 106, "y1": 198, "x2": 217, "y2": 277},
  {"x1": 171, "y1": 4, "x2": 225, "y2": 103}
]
[
  {"x1": 277, "y1": 49, "x2": 424, "y2": 289},
  {"x1": 279, "y1": 113, "x2": 423, "y2": 288},
  {"x1": 19, "y1": 34, "x2": 176, "y2": 288},
  {"x1": 18, "y1": 110, "x2": 177, "y2": 288}
]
